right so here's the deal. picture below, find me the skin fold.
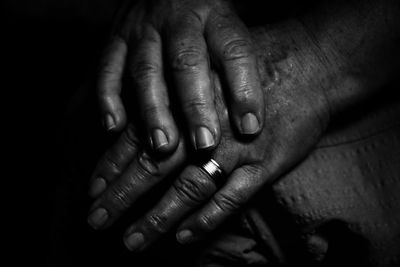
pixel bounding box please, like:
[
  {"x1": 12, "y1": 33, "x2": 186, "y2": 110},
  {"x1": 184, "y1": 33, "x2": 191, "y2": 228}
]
[
  {"x1": 89, "y1": 0, "x2": 400, "y2": 254},
  {"x1": 98, "y1": 0, "x2": 266, "y2": 153}
]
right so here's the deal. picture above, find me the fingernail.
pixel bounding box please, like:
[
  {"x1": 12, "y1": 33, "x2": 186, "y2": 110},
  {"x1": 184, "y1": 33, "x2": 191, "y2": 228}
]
[
  {"x1": 195, "y1": 127, "x2": 215, "y2": 149},
  {"x1": 103, "y1": 113, "x2": 116, "y2": 131},
  {"x1": 152, "y1": 129, "x2": 169, "y2": 150},
  {"x1": 88, "y1": 208, "x2": 108, "y2": 229},
  {"x1": 124, "y1": 232, "x2": 145, "y2": 251},
  {"x1": 89, "y1": 177, "x2": 107, "y2": 197},
  {"x1": 176, "y1": 229, "x2": 193, "y2": 244},
  {"x1": 241, "y1": 113, "x2": 260, "y2": 134}
]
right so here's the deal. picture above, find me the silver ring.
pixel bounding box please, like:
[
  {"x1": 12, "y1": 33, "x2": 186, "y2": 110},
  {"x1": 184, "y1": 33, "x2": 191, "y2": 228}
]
[{"x1": 200, "y1": 159, "x2": 224, "y2": 183}]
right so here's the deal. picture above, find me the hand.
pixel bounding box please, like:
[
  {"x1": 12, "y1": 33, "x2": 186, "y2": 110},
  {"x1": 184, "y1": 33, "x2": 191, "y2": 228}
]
[
  {"x1": 89, "y1": 21, "x2": 333, "y2": 250},
  {"x1": 89, "y1": 0, "x2": 400, "y2": 256},
  {"x1": 97, "y1": 0, "x2": 265, "y2": 153}
]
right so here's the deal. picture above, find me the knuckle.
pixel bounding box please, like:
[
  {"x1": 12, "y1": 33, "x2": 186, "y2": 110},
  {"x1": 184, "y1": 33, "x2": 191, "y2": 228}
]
[
  {"x1": 99, "y1": 65, "x2": 116, "y2": 83},
  {"x1": 98, "y1": 66, "x2": 123, "y2": 91},
  {"x1": 99, "y1": 57, "x2": 121, "y2": 78},
  {"x1": 182, "y1": 98, "x2": 209, "y2": 114},
  {"x1": 130, "y1": 61, "x2": 160, "y2": 82},
  {"x1": 213, "y1": 192, "x2": 243, "y2": 212},
  {"x1": 98, "y1": 74, "x2": 119, "y2": 97},
  {"x1": 243, "y1": 165, "x2": 263, "y2": 177},
  {"x1": 173, "y1": 174, "x2": 211, "y2": 205},
  {"x1": 107, "y1": 183, "x2": 135, "y2": 211},
  {"x1": 103, "y1": 155, "x2": 120, "y2": 172},
  {"x1": 186, "y1": 9, "x2": 204, "y2": 25},
  {"x1": 141, "y1": 105, "x2": 161, "y2": 119},
  {"x1": 222, "y1": 38, "x2": 253, "y2": 61},
  {"x1": 140, "y1": 104, "x2": 171, "y2": 125},
  {"x1": 98, "y1": 156, "x2": 121, "y2": 178},
  {"x1": 198, "y1": 214, "x2": 216, "y2": 231},
  {"x1": 170, "y1": 47, "x2": 204, "y2": 72},
  {"x1": 146, "y1": 214, "x2": 169, "y2": 234},
  {"x1": 232, "y1": 84, "x2": 256, "y2": 104}
]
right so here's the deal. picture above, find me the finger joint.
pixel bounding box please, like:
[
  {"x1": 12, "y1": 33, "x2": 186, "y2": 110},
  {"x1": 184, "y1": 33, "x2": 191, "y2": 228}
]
[
  {"x1": 146, "y1": 214, "x2": 169, "y2": 234},
  {"x1": 213, "y1": 192, "x2": 243, "y2": 212},
  {"x1": 182, "y1": 98, "x2": 209, "y2": 115},
  {"x1": 173, "y1": 174, "x2": 212, "y2": 206},
  {"x1": 108, "y1": 183, "x2": 135, "y2": 211},
  {"x1": 222, "y1": 38, "x2": 252, "y2": 62},
  {"x1": 103, "y1": 155, "x2": 120, "y2": 172},
  {"x1": 198, "y1": 214, "x2": 216, "y2": 231},
  {"x1": 131, "y1": 61, "x2": 161, "y2": 82},
  {"x1": 170, "y1": 47, "x2": 204, "y2": 72}
]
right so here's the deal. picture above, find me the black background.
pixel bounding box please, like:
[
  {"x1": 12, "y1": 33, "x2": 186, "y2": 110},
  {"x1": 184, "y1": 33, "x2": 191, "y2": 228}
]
[
  {"x1": 3, "y1": 0, "x2": 317, "y2": 264},
  {"x1": 4, "y1": 1, "x2": 119, "y2": 263},
  {"x1": 4, "y1": 0, "x2": 371, "y2": 265}
]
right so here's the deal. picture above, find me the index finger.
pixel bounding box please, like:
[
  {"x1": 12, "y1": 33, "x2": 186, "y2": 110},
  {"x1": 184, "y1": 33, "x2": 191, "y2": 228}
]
[
  {"x1": 122, "y1": 142, "x2": 242, "y2": 251},
  {"x1": 98, "y1": 36, "x2": 128, "y2": 131},
  {"x1": 206, "y1": 11, "x2": 264, "y2": 136},
  {"x1": 165, "y1": 12, "x2": 221, "y2": 151},
  {"x1": 87, "y1": 138, "x2": 187, "y2": 230}
]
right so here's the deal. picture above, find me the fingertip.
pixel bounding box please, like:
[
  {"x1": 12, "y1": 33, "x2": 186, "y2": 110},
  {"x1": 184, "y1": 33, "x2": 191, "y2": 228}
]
[
  {"x1": 191, "y1": 123, "x2": 222, "y2": 151},
  {"x1": 88, "y1": 207, "x2": 109, "y2": 230},
  {"x1": 102, "y1": 108, "x2": 127, "y2": 132},
  {"x1": 193, "y1": 126, "x2": 215, "y2": 150},
  {"x1": 176, "y1": 229, "x2": 194, "y2": 244},
  {"x1": 151, "y1": 129, "x2": 169, "y2": 150},
  {"x1": 89, "y1": 177, "x2": 107, "y2": 198},
  {"x1": 238, "y1": 112, "x2": 261, "y2": 135},
  {"x1": 99, "y1": 94, "x2": 127, "y2": 132},
  {"x1": 150, "y1": 127, "x2": 180, "y2": 154},
  {"x1": 113, "y1": 109, "x2": 128, "y2": 131},
  {"x1": 124, "y1": 232, "x2": 145, "y2": 252},
  {"x1": 230, "y1": 84, "x2": 265, "y2": 136},
  {"x1": 102, "y1": 113, "x2": 117, "y2": 131},
  {"x1": 176, "y1": 218, "x2": 207, "y2": 244}
]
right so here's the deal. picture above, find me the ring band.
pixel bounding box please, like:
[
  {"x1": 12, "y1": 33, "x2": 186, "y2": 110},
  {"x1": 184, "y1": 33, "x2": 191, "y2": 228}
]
[{"x1": 200, "y1": 159, "x2": 224, "y2": 183}]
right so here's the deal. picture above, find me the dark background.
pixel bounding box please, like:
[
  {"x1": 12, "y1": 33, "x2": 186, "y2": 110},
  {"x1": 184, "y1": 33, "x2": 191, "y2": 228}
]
[
  {"x1": 4, "y1": 1, "x2": 120, "y2": 263},
  {"x1": 4, "y1": 2, "x2": 117, "y2": 192},
  {"x1": 3, "y1": 0, "x2": 304, "y2": 236},
  {"x1": 3, "y1": 1, "x2": 269, "y2": 264},
  {"x1": 3, "y1": 0, "x2": 317, "y2": 265},
  {"x1": 4, "y1": 1, "x2": 363, "y2": 265}
]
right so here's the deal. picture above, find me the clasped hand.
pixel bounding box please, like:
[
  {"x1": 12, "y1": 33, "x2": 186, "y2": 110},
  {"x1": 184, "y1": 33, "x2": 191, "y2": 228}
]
[{"x1": 88, "y1": 0, "x2": 333, "y2": 252}]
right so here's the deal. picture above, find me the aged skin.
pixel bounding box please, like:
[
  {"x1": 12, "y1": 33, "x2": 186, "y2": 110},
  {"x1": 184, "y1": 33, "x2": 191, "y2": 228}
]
[
  {"x1": 97, "y1": 0, "x2": 265, "y2": 153},
  {"x1": 86, "y1": 0, "x2": 400, "y2": 264}
]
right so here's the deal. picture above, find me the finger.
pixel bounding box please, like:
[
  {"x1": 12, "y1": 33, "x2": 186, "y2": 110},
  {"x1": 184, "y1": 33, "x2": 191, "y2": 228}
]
[
  {"x1": 130, "y1": 24, "x2": 179, "y2": 153},
  {"x1": 206, "y1": 11, "x2": 264, "y2": 136},
  {"x1": 98, "y1": 36, "x2": 128, "y2": 131},
  {"x1": 87, "y1": 139, "x2": 187, "y2": 230},
  {"x1": 121, "y1": 67, "x2": 233, "y2": 251},
  {"x1": 122, "y1": 146, "x2": 241, "y2": 252},
  {"x1": 165, "y1": 13, "x2": 220, "y2": 150},
  {"x1": 176, "y1": 165, "x2": 265, "y2": 244},
  {"x1": 89, "y1": 124, "x2": 140, "y2": 198}
]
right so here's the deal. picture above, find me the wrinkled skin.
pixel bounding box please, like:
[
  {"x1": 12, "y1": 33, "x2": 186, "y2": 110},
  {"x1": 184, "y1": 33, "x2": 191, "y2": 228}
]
[
  {"x1": 88, "y1": 21, "x2": 331, "y2": 251},
  {"x1": 89, "y1": 0, "x2": 400, "y2": 254},
  {"x1": 98, "y1": 0, "x2": 265, "y2": 153}
]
